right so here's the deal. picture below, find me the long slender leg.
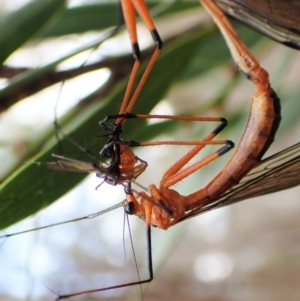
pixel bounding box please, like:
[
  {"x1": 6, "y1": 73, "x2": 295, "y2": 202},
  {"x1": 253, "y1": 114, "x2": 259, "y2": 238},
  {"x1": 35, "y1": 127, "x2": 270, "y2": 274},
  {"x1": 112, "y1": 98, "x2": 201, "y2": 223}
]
[
  {"x1": 117, "y1": 0, "x2": 162, "y2": 124},
  {"x1": 100, "y1": 112, "x2": 235, "y2": 189},
  {"x1": 100, "y1": 113, "x2": 233, "y2": 161},
  {"x1": 200, "y1": 0, "x2": 270, "y2": 90}
]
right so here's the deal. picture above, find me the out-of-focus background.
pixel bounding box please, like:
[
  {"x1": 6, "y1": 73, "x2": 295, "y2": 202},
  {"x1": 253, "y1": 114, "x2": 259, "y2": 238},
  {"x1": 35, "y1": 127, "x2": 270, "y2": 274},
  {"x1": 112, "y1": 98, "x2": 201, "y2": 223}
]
[{"x1": 1, "y1": 1, "x2": 300, "y2": 301}]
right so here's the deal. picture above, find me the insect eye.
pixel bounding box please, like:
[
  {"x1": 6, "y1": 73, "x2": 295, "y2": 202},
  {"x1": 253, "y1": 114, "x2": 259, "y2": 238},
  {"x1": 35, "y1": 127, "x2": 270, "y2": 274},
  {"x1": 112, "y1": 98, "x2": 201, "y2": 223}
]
[{"x1": 125, "y1": 202, "x2": 135, "y2": 215}]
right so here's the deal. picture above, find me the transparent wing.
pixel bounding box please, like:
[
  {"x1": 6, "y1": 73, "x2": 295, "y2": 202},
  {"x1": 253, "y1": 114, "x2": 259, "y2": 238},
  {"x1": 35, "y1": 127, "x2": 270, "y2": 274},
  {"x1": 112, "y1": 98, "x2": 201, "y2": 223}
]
[
  {"x1": 215, "y1": 0, "x2": 300, "y2": 49},
  {"x1": 181, "y1": 141, "x2": 300, "y2": 220},
  {"x1": 46, "y1": 155, "x2": 99, "y2": 173}
]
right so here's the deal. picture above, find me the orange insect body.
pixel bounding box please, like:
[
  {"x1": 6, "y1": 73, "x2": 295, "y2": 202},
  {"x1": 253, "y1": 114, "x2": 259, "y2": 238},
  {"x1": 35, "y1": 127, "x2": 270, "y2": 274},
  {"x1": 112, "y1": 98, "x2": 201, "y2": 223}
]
[
  {"x1": 117, "y1": 144, "x2": 147, "y2": 182},
  {"x1": 28, "y1": 0, "x2": 297, "y2": 299},
  {"x1": 124, "y1": 0, "x2": 281, "y2": 230}
]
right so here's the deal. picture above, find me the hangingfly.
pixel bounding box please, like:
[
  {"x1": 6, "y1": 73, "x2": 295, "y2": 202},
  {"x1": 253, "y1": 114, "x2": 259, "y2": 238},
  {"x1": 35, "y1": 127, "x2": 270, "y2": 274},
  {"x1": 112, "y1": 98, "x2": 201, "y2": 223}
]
[{"x1": 1, "y1": 1, "x2": 300, "y2": 300}]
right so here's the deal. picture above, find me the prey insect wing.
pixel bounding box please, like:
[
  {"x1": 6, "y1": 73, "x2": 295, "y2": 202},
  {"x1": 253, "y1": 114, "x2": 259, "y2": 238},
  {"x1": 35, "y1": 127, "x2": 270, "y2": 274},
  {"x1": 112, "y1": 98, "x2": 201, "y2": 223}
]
[
  {"x1": 47, "y1": 156, "x2": 101, "y2": 173},
  {"x1": 47, "y1": 148, "x2": 148, "y2": 187}
]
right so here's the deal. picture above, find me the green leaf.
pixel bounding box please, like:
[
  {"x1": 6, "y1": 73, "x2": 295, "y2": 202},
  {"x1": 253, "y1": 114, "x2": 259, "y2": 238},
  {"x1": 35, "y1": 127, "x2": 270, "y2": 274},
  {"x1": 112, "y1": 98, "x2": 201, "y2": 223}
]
[
  {"x1": 40, "y1": 0, "x2": 199, "y2": 38},
  {"x1": 0, "y1": 0, "x2": 67, "y2": 64}
]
